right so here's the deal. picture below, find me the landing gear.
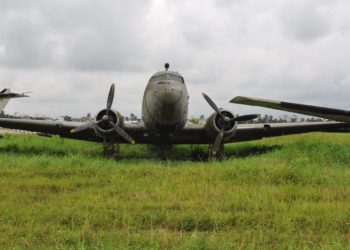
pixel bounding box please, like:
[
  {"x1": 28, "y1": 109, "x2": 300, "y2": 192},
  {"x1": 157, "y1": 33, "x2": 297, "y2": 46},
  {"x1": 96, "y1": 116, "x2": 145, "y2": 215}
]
[
  {"x1": 103, "y1": 138, "x2": 120, "y2": 160},
  {"x1": 201, "y1": 92, "x2": 259, "y2": 161},
  {"x1": 208, "y1": 144, "x2": 225, "y2": 161},
  {"x1": 216, "y1": 144, "x2": 225, "y2": 160}
]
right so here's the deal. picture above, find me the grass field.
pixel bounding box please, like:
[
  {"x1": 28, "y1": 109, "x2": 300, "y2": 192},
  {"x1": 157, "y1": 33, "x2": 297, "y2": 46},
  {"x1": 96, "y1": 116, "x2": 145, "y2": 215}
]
[{"x1": 0, "y1": 132, "x2": 349, "y2": 249}]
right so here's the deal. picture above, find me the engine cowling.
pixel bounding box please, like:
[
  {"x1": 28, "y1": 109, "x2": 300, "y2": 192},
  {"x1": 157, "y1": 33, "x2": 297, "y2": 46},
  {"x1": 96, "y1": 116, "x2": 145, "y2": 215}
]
[
  {"x1": 94, "y1": 108, "x2": 124, "y2": 138},
  {"x1": 70, "y1": 84, "x2": 135, "y2": 146},
  {"x1": 205, "y1": 109, "x2": 237, "y2": 140}
]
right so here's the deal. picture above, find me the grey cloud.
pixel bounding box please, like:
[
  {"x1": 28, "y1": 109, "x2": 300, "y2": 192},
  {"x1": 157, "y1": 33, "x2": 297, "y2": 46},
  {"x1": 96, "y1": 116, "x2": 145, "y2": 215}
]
[
  {"x1": 0, "y1": 8, "x2": 57, "y2": 68},
  {"x1": 279, "y1": 1, "x2": 333, "y2": 41},
  {"x1": 0, "y1": 0, "x2": 153, "y2": 71},
  {"x1": 0, "y1": 0, "x2": 349, "y2": 118}
]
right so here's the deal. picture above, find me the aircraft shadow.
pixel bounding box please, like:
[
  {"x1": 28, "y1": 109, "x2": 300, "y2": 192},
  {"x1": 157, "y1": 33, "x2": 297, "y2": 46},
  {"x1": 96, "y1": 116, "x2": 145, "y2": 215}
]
[
  {"x1": 0, "y1": 139, "x2": 282, "y2": 162},
  {"x1": 224, "y1": 144, "x2": 283, "y2": 158},
  {"x1": 0, "y1": 144, "x2": 69, "y2": 157},
  {"x1": 121, "y1": 144, "x2": 283, "y2": 162}
]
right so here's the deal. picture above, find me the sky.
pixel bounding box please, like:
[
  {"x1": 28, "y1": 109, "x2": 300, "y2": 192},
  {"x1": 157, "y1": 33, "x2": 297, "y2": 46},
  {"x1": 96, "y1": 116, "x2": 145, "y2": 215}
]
[{"x1": 0, "y1": 0, "x2": 349, "y2": 118}]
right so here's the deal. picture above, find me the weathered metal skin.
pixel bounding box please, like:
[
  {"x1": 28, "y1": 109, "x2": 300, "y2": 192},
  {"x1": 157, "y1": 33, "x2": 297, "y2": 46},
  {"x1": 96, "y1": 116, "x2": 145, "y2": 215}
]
[
  {"x1": 94, "y1": 109, "x2": 124, "y2": 138},
  {"x1": 0, "y1": 64, "x2": 349, "y2": 154},
  {"x1": 205, "y1": 110, "x2": 237, "y2": 140},
  {"x1": 142, "y1": 70, "x2": 189, "y2": 132}
]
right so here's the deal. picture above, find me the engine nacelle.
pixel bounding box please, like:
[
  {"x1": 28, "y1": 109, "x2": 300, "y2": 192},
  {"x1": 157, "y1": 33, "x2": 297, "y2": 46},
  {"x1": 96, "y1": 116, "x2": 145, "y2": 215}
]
[
  {"x1": 205, "y1": 110, "x2": 237, "y2": 140},
  {"x1": 94, "y1": 109, "x2": 124, "y2": 138}
]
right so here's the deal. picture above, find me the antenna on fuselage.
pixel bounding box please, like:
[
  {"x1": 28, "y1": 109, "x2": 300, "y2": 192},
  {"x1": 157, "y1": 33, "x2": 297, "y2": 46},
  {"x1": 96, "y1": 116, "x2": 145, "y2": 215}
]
[{"x1": 164, "y1": 63, "x2": 169, "y2": 71}]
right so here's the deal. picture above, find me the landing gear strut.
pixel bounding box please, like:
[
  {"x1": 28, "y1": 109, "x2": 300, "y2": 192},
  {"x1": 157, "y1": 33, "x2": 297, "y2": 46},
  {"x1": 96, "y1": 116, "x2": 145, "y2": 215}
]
[
  {"x1": 103, "y1": 138, "x2": 120, "y2": 160},
  {"x1": 208, "y1": 144, "x2": 225, "y2": 161}
]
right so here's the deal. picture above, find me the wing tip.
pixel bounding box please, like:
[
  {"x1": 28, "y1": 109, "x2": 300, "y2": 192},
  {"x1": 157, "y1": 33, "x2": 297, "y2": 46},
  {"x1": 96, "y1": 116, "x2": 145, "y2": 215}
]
[{"x1": 230, "y1": 96, "x2": 248, "y2": 103}]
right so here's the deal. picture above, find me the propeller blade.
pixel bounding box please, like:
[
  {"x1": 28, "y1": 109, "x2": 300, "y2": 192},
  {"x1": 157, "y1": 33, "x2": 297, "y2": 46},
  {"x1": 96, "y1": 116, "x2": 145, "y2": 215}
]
[
  {"x1": 213, "y1": 127, "x2": 225, "y2": 152},
  {"x1": 70, "y1": 120, "x2": 100, "y2": 133},
  {"x1": 232, "y1": 114, "x2": 260, "y2": 122},
  {"x1": 202, "y1": 92, "x2": 225, "y2": 119},
  {"x1": 106, "y1": 83, "x2": 115, "y2": 114},
  {"x1": 110, "y1": 122, "x2": 135, "y2": 144}
]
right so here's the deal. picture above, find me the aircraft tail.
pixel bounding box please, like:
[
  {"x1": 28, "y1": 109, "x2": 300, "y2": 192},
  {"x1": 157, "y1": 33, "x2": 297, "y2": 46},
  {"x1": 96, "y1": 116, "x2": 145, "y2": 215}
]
[
  {"x1": 0, "y1": 89, "x2": 30, "y2": 111},
  {"x1": 0, "y1": 98, "x2": 10, "y2": 111}
]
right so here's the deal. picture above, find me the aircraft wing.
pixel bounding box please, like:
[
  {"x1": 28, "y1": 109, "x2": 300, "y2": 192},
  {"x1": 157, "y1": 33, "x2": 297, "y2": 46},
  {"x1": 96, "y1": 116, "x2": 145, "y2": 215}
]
[
  {"x1": 0, "y1": 118, "x2": 100, "y2": 141},
  {"x1": 0, "y1": 92, "x2": 29, "y2": 98},
  {"x1": 231, "y1": 96, "x2": 350, "y2": 123},
  {"x1": 230, "y1": 122, "x2": 349, "y2": 143},
  {"x1": 139, "y1": 122, "x2": 350, "y2": 144},
  {"x1": 0, "y1": 118, "x2": 348, "y2": 144},
  {"x1": 0, "y1": 118, "x2": 155, "y2": 143},
  {"x1": 0, "y1": 88, "x2": 30, "y2": 98}
]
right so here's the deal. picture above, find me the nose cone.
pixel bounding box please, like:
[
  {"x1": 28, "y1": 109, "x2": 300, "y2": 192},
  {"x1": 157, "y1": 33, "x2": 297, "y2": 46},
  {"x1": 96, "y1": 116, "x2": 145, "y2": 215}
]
[
  {"x1": 142, "y1": 77, "x2": 189, "y2": 131},
  {"x1": 157, "y1": 86, "x2": 182, "y2": 104},
  {"x1": 144, "y1": 84, "x2": 184, "y2": 125}
]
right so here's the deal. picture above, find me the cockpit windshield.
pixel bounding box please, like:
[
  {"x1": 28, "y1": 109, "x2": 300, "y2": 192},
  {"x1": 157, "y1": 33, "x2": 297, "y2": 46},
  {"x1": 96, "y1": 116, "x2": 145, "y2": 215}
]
[
  {"x1": 151, "y1": 74, "x2": 167, "y2": 83},
  {"x1": 169, "y1": 74, "x2": 184, "y2": 82},
  {"x1": 151, "y1": 73, "x2": 184, "y2": 83}
]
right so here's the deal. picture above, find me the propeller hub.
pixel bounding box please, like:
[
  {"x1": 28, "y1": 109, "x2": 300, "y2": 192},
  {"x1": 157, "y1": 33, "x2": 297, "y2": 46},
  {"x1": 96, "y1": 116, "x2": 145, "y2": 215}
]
[
  {"x1": 224, "y1": 116, "x2": 230, "y2": 123},
  {"x1": 102, "y1": 115, "x2": 109, "y2": 122}
]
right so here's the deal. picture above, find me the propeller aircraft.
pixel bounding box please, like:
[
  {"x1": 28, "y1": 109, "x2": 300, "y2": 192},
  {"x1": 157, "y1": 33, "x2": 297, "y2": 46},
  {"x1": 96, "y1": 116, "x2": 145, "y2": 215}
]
[{"x1": 0, "y1": 64, "x2": 348, "y2": 160}]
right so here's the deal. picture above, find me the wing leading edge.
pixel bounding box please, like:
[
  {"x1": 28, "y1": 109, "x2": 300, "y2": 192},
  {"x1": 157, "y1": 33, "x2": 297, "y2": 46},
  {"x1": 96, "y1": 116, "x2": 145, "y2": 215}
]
[
  {"x1": 231, "y1": 96, "x2": 350, "y2": 123},
  {"x1": 0, "y1": 118, "x2": 348, "y2": 144}
]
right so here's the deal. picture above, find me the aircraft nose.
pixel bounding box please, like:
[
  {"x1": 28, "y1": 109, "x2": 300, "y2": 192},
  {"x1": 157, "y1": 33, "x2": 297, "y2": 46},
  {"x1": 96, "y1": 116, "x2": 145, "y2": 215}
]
[{"x1": 158, "y1": 87, "x2": 182, "y2": 104}]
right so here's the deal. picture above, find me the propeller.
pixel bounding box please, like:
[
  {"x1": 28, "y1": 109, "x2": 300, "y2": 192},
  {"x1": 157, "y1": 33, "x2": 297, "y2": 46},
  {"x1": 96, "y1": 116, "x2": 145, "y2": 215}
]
[
  {"x1": 202, "y1": 92, "x2": 259, "y2": 153},
  {"x1": 71, "y1": 83, "x2": 135, "y2": 144}
]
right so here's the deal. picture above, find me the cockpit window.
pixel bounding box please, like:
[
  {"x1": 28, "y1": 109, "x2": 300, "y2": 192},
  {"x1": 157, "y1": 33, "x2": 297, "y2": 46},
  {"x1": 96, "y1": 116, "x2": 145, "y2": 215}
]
[
  {"x1": 151, "y1": 74, "x2": 167, "y2": 83},
  {"x1": 168, "y1": 74, "x2": 184, "y2": 83},
  {"x1": 151, "y1": 73, "x2": 184, "y2": 83}
]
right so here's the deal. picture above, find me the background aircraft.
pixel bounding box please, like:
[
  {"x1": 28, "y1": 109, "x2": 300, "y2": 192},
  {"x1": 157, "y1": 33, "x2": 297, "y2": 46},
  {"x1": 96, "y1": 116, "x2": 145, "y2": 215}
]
[
  {"x1": 231, "y1": 96, "x2": 350, "y2": 124},
  {"x1": 0, "y1": 64, "x2": 348, "y2": 160},
  {"x1": 0, "y1": 89, "x2": 29, "y2": 111}
]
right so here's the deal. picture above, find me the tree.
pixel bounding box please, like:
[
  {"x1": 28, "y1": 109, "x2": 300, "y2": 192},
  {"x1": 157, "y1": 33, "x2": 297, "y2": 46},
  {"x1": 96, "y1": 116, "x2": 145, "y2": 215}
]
[
  {"x1": 63, "y1": 115, "x2": 72, "y2": 121},
  {"x1": 189, "y1": 117, "x2": 200, "y2": 124}
]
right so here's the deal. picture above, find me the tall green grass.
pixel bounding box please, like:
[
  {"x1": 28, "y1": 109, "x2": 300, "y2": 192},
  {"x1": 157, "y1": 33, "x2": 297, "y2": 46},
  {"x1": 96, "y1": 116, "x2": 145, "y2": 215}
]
[{"x1": 0, "y1": 133, "x2": 349, "y2": 249}]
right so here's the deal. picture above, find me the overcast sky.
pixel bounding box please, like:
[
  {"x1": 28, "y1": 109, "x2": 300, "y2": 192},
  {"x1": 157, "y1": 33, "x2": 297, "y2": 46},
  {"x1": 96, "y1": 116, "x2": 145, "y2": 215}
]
[{"x1": 1, "y1": 0, "x2": 349, "y2": 118}]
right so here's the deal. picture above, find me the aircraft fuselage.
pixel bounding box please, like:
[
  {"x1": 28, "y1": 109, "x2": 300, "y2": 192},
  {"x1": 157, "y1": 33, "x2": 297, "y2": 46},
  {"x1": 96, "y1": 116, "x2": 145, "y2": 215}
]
[{"x1": 142, "y1": 70, "x2": 189, "y2": 132}]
